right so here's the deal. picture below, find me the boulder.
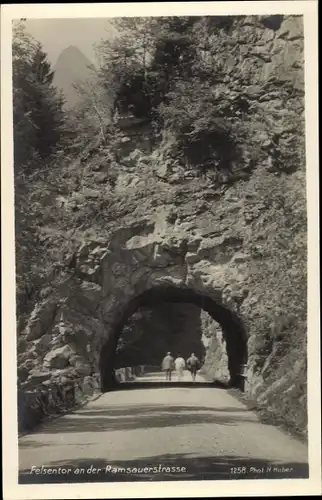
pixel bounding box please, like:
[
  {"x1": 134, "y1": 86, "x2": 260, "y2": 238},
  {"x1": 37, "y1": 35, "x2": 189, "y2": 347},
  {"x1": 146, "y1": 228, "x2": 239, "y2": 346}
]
[
  {"x1": 33, "y1": 334, "x2": 52, "y2": 354},
  {"x1": 24, "y1": 371, "x2": 53, "y2": 387},
  {"x1": 43, "y1": 345, "x2": 75, "y2": 370},
  {"x1": 156, "y1": 164, "x2": 171, "y2": 179},
  {"x1": 277, "y1": 16, "x2": 304, "y2": 41},
  {"x1": 69, "y1": 355, "x2": 92, "y2": 376},
  {"x1": 71, "y1": 281, "x2": 102, "y2": 314},
  {"x1": 25, "y1": 299, "x2": 57, "y2": 341}
]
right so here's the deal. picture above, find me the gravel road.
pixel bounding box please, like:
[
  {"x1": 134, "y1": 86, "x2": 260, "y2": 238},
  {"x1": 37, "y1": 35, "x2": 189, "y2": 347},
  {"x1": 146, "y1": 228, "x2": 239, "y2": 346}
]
[{"x1": 19, "y1": 371, "x2": 308, "y2": 483}]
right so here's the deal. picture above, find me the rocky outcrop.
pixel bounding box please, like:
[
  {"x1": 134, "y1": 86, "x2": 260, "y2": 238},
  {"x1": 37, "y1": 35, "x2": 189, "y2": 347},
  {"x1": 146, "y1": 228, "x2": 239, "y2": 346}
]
[
  {"x1": 19, "y1": 222, "x2": 249, "y2": 389},
  {"x1": 199, "y1": 311, "x2": 230, "y2": 384},
  {"x1": 17, "y1": 15, "x2": 307, "y2": 435}
]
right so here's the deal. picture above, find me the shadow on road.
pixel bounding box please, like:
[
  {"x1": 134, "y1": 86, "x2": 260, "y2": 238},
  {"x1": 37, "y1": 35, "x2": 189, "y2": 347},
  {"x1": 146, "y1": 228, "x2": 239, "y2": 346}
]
[
  {"x1": 112, "y1": 380, "x2": 228, "y2": 390},
  {"x1": 19, "y1": 454, "x2": 309, "y2": 483},
  {"x1": 19, "y1": 404, "x2": 258, "y2": 435}
]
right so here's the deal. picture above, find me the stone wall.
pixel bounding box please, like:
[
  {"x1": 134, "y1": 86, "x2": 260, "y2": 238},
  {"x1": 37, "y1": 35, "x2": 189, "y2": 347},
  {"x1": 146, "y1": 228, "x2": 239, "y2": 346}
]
[
  {"x1": 18, "y1": 375, "x2": 100, "y2": 433},
  {"x1": 18, "y1": 367, "x2": 145, "y2": 433}
]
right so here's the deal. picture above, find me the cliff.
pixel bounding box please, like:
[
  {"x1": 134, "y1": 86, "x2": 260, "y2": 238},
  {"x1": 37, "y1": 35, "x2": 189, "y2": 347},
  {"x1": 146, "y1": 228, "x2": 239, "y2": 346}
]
[{"x1": 16, "y1": 15, "x2": 307, "y2": 436}]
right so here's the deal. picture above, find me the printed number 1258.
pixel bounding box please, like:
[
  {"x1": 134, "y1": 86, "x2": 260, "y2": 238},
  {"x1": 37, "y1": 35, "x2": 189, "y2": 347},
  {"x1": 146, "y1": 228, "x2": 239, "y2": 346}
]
[{"x1": 230, "y1": 467, "x2": 247, "y2": 474}]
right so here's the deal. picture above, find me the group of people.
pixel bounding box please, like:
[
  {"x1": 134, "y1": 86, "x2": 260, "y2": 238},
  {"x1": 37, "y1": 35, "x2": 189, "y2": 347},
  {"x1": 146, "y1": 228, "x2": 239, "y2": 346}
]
[{"x1": 161, "y1": 352, "x2": 200, "y2": 382}]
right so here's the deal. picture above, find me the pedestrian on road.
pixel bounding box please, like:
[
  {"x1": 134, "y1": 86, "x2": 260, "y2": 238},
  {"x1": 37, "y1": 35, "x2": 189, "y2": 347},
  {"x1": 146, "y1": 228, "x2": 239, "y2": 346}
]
[
  {"x1": 161, "y1": 352, "x2": 174, "y2": 381},
  {"x1": 174, "y1": 355, "x2": 186, "y2": 382},
  {"x1": 186, "y1": 353, "x2": 200, "y2": 382}
]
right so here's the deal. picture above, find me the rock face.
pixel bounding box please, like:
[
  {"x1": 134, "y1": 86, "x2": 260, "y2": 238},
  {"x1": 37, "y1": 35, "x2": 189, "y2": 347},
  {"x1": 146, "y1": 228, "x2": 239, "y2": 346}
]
[
  {"x1": 199, "y1": 312, "x2": 230, "y2": 384},
  {"x1": 19, "y1": 224, "x2": 249, "y2": 389},
  {"x1": 17, "y1": 15, "x2": 307, "y2": 435}
]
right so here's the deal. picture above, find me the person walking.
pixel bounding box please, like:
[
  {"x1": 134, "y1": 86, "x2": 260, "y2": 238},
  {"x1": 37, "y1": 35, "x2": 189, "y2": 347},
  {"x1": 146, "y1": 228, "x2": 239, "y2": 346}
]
[
  {"x1": 186, "y1": 353, "x2": 200, "y2": 382},
  {"x1": 161, "y1": 352, "x2": 174, "y2": 381},
  {"x1": 174, "y1": 355, "x2": 186, "y2": 382}
]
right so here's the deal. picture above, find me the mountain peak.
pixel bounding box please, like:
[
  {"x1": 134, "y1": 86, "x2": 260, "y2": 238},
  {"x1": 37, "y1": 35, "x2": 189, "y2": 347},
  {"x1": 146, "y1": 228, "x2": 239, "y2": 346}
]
[
  {"x1": 58, "y1": 45, "x2": 87, "y2": 57},
  {"x1": 55, "y1": 46, "x2": 91, "y2": 68},
  {"x1": 53, "y1": 46, "x2": 93, "y2": 108}
]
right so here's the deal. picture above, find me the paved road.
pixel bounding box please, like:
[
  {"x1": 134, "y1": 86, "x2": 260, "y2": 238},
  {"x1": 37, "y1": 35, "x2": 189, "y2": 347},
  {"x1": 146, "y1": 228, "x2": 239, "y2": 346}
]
[
  {"x1": 19, "y1": 371, "x2": 308, "y2": 483},
  {"x1": 126, "y1": 369, "x2": 207, "y2": 384}
]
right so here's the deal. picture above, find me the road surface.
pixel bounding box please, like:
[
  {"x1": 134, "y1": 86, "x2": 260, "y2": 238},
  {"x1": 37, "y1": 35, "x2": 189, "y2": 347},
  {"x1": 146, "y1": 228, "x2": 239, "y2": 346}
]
[
  {"x1": 123, "y1": 369, "x2": 207, "y2": 383},
  {"x1": 19, "y1": 371, "x2": 308, "y2": 483}
]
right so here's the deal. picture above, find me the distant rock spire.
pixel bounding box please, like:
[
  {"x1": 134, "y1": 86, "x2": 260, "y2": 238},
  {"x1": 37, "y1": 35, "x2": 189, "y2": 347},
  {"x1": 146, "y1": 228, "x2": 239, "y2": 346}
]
[{"x1": 53, "y1": 45, "x2": 94, "y2": 108}]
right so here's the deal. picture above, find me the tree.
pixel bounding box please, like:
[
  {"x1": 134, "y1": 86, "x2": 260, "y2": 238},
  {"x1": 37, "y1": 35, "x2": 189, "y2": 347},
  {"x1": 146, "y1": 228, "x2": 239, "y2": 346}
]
[
  {"x1": 72, "y1": 74, "x2": 113, "y2": 144},
  {"x1": 93, "y1": 17, "x2": 202, "y2": 124},
  {"x1": 12, "y1": 21, "x2": 39, "y2": 167},
  {"x1": 94, "y1": 17, "x2": 161, "y2": 118},
  {"x1": 31, "y1": 43, "x2": 55, "y2": 84},
  {"x1": 13, "y1": 22, "x2": 69, "y2": 324},
  {"x1": 29, "y1": 44, "x2": 66, "y2": 159},
  {"x1": 12, "y1": 21, "x2": 66, "y2": 169}
]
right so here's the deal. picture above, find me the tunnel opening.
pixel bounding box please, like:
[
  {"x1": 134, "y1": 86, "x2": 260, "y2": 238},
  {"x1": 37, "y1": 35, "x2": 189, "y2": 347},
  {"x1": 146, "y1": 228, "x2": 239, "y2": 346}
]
[
  {"x1": 100, "y1": 286, "x2": 248, "y2": 392},
  {"x1": 114, "y1": 301, "x2": 207, "y2": 370}
]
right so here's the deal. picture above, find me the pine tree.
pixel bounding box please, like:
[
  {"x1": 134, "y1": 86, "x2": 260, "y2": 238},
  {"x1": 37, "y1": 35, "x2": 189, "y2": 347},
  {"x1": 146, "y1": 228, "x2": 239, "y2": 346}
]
[
  {"x1": 12, "y1": 21, "x2": 39, "y2": 168},
  {"x1": 12, "y1": 22, "x2": 66, "y2": 169},
  {"x1": 31, "y1": 43, "x2": 55, "y2": 85}
]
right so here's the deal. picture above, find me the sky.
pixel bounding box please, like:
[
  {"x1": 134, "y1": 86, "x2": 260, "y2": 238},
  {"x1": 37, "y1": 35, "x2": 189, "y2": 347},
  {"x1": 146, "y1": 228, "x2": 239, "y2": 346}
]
[{"x1": 24, "y1": 18, "x2": 116, "y2": 66}]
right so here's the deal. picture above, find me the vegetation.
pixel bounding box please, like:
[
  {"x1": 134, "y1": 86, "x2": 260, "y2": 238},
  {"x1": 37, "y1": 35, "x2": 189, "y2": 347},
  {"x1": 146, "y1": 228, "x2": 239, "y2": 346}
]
[
  {"x1": 13, "y1": 21, "x2": 67, "y2": 170},
  {"x1": 92, "y1": 17, "x2": 260, "y2": 177}
]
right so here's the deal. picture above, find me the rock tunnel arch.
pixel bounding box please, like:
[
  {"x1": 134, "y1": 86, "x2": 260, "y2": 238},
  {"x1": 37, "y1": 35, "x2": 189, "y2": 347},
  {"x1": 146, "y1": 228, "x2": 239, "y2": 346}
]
[{"x1": 99, "y1": 285, "x2": 248, "y2": 392}]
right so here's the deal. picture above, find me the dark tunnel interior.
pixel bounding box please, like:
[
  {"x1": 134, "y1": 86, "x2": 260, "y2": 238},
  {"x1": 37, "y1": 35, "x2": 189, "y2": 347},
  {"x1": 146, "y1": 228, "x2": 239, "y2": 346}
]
[{"x1": 100, "y1": 286, "x2": 248, "y2": 391}]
